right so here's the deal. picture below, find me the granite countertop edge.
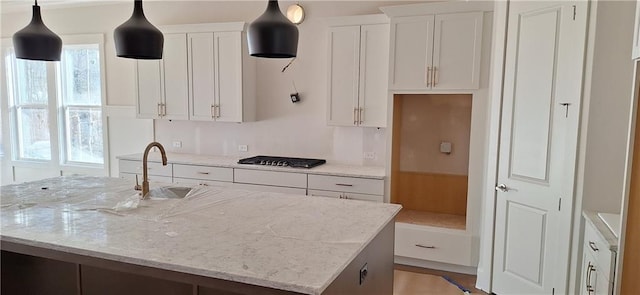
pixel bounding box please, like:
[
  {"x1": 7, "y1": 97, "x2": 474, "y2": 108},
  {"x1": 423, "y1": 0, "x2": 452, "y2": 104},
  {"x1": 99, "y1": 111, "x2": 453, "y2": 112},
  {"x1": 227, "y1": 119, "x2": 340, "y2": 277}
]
[{"x1": 582, "y1": 211, "x2": 618, "y2": 252}]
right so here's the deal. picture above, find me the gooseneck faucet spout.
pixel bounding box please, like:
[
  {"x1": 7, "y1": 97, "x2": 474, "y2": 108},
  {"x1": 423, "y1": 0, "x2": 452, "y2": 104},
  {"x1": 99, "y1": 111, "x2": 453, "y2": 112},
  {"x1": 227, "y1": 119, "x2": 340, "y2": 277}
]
[{"x1": 141, "y1": 141, "x2": 167, "y2": 199}]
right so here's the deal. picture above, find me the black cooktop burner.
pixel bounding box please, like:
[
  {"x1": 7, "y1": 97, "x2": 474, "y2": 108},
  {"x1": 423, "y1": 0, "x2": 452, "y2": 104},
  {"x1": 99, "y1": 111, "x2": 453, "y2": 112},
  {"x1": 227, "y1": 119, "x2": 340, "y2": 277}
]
[{"x1": 238, "y1": 156, "x2": 326, "y2": 169}]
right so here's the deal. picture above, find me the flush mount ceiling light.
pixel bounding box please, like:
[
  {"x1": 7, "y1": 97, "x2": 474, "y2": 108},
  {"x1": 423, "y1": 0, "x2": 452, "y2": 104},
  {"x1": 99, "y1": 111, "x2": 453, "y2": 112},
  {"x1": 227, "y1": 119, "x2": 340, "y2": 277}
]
[
  {"x1": 286, "y1": 4, "x2": 305, "y2": 25},
  {"x1": 247, "y1": 0, "x2": 299, "y2": 58},
  {"x1": 12, "y1": 0, "x2": 62, "y2": 61},
  {"x1": 114, "y1": 0, "x2": 163, "y2": 59}
]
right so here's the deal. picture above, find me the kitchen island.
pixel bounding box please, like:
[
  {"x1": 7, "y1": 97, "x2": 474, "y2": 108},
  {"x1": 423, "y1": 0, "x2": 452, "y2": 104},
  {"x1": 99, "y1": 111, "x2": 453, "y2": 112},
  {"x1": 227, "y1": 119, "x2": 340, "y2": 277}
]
[{"x1": 0, "y1": 176, "x2": 400, "y2": 295}]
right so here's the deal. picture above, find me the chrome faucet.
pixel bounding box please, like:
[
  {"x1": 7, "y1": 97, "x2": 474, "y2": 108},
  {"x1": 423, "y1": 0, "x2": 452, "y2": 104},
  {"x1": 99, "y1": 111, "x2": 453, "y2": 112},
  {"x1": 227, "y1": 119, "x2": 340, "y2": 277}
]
[{"x1": 139, "y1": 141, "x2": 167, "y2": 199}]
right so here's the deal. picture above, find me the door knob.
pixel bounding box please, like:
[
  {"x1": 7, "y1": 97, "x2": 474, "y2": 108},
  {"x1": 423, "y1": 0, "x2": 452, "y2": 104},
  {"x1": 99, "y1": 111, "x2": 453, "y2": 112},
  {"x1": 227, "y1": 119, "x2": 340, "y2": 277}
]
[{"x1": 495, "y1": 184, "x2": 510, "y2": 192}]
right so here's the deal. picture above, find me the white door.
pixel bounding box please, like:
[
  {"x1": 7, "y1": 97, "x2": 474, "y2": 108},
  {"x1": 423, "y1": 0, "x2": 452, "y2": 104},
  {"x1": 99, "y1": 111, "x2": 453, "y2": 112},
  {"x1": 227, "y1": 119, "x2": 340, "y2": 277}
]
[
  {"x1": 388, "y1": 15, "x2": 433, "y2": 90},
  {"x1": 358, "y1": 23, "x2": 389, "y2": 128},
  {"x1": 493, "y1": 1, "x2": 587, "y2": 294},
  {"x1": 136, "y1": 60, "x2": 161, "y2": 119},
  {"x1": 432, "y1": 12, "x2": 483, "y2": 90},
  {"x1": 215, "y1": 31, "x2": 243, "y2": 123},
  {"x1": 188, "y1": 32, "x2": 216, "y2": 121},
  {"x1": 161, "y1": 33, "x2": 189, "y2": 120},
  {"x1": 327, "y1": 25, "x2": 360, "y2": 126}
]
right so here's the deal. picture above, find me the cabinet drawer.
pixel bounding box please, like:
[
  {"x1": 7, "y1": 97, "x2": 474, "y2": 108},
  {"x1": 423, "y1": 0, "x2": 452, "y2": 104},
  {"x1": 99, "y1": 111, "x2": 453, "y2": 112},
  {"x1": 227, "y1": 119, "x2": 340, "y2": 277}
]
[
  {"x1": 584, "y1": 222, "x2": 616, "y2": 281},
  {"x1": 173, "y1": 177, "x2": 232, "y2": 188},
  {"x1": 119, "y1": 173, "x2": 172, "y2": 185},
  {"x1": 308, "y1": 174, "x2": 383, "y2": 196},
  {"x1": 231, "y1": 183, "x2": 307, "y2": 195},
  {"x1": 173, "y1": 164, "x2": 233, "y2": 182},
  {"x1": 308, "y1": 189, "x2": 383, "y2": 203},
  {"x1": 119, "y1": 160, "x2": 172, "y2": 177},
  {"x1": 395, "y1": 223, "x2": 472, "y2": 266},
  {"x1": 234, "y1": 169, "x2": 307, "y2": 188}
]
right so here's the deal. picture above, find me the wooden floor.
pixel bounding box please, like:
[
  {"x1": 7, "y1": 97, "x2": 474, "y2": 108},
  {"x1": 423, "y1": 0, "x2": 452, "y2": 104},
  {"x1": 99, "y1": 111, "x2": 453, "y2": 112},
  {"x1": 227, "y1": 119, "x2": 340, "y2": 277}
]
[{"x1": 394, "y1": 264, "x2": 487, "y2": 294}]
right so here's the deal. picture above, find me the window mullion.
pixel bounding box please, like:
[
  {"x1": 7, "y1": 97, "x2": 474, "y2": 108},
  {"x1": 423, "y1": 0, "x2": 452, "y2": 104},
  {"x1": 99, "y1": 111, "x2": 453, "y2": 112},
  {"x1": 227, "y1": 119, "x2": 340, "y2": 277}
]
[{"x1": 47, "y1": 61, "x2": 61, "y2": 169}]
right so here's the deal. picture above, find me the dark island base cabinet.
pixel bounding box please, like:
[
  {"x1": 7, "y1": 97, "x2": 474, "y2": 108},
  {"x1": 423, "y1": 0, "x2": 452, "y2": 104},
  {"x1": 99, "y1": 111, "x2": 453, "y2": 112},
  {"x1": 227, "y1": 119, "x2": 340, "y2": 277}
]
[{"x1": 1, "y1": 221, "x2": 394, "y2": 295}]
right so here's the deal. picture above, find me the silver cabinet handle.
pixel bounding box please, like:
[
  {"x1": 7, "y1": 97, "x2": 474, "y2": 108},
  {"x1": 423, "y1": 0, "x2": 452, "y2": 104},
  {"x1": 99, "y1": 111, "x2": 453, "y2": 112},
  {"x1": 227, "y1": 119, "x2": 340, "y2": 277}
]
[
  {"x1": 433, "y1": 66, "x2": 439, "y2": 86},
  {"x1": 162, "y1": 103, "x2": 167, "y2": 116},
  {"x1": 495, "y1": 184, "x2": 509, "y2": 192},
  {"x1": 353, "y1": 108, "x2": 358, "y2": 125},
  {"x1": 335, "y1": 183, "x2": 353, "y2": 187},
  {"x1": 426, "y1": 66, "x2": 432, "y2": 87},
  {"x1": 359, "y1": 107, "x2": 364, "y2": 124},
  {"x1": 211, "y1": 104, "x2": 215, "y2": 118},
  {"x1": 415, "y1": 244, "x2": 436, "y2": 249},
  {"x1": 588, "y1": 241, "x2": 599, "y2": 252},
  {"x1": 215, "y1": 105, "x2": 221, "y2": 118},
  {"x1": 157, "y1": 103, "x2": 162, "y2": 117},
  {"x1": 197, "y1": 172, "x2": 210, "y2": 175}
]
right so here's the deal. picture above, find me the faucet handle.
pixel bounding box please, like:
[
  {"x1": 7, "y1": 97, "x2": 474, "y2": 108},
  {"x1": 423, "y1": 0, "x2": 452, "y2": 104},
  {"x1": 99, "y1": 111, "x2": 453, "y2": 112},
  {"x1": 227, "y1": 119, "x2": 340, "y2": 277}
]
[{"x1": 134, "y1": 174, "x2": 142, "y2": 191}]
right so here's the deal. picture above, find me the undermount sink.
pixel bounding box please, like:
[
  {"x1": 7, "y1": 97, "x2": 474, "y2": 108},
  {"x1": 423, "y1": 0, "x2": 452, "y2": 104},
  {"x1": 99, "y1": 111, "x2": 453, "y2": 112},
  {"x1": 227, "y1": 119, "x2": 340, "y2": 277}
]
[{"x1": 146, "y1": 186, "x2": 193, "y2": 199}]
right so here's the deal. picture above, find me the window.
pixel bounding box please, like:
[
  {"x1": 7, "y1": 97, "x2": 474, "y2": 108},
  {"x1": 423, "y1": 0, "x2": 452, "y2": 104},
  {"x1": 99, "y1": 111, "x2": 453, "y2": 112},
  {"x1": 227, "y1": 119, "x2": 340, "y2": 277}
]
[
  {"x1": 60, "y1": 45, "x2": 103, "y2": 164},
  {"x1": 3, "y1": 35, "x2": 106, "y2": 168}
]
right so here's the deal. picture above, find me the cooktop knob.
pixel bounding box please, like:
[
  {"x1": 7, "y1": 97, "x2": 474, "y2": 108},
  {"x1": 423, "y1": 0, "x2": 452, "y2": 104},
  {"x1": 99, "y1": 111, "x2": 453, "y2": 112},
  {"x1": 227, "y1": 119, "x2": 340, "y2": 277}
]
[
  {"x1": 271, "y1": 161, "x2": 277, "y2": 166},
  {"x1": 260, "y1": 160, "x2": 266, "y2": 165}
]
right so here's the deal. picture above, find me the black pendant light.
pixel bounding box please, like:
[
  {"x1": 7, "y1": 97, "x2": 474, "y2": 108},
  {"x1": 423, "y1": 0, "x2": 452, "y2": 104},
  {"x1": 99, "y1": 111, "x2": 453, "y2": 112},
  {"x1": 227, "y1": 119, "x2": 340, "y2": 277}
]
[
  {"x1": 114, "y1": 0, "x2": 163, "y2": 59},
  {"x1": 12, "y1": 0, "x2": 62, "y2": 61},
  {"x1": 247, "y1": 0, "x2": 299, "y2": 58}
]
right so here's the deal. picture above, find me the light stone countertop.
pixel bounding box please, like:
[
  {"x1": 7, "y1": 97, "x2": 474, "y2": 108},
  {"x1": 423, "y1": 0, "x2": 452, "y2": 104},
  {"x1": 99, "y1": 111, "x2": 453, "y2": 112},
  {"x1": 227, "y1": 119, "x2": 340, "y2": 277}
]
[
  {"x1": 0, "y1": 176, "x2": 401, "y2": 295},
  {"x1": 117, "y1": 153, "x2": 386, "y2": 179},
  {"x1": 583, "y1": 211, "x2": 618, "y2": 252}
]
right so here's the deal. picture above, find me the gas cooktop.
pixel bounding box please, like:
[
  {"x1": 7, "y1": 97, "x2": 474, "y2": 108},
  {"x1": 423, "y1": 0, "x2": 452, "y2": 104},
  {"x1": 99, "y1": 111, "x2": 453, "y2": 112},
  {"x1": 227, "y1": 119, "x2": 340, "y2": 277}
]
[{"x1": 238, "y1": 156, "x2": 326, "y2": 169}]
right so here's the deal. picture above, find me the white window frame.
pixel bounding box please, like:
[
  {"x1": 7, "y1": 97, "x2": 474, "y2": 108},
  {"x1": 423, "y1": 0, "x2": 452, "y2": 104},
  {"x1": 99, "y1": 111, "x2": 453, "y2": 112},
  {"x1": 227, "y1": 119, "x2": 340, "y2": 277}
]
[{"x1": 0, "y1": 34, "x2": 109, "y2": 180}]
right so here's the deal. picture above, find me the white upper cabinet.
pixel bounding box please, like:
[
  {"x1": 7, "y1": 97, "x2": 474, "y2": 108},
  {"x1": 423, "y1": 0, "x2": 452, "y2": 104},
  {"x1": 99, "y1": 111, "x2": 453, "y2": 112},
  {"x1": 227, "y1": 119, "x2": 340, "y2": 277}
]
[
  {"x1": 633, "y1": 1, "x2": 640, "y2": 59},
  {"x1": 388, "y1": 11, "x2": 483, "y2": 91},
  {"x1": 327, "y1": 15, "x2": 389, "y2": 128},
  {"x1": 136, "y1": 33, "x2": 189, "y2": 120},
  {"x1": 137, "y1": 22, "x2": 255, "y2": 122},
  {"x1": 188, "y1": 31, "x2": 244, "y2": 122}
]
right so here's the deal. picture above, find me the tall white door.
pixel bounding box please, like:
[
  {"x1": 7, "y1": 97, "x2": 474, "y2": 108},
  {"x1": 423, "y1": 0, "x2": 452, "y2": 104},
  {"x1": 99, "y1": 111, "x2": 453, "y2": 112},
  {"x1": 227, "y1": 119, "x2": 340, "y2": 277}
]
[{"x1": 492, "y1": 1, "x2": 587, "y2": 294}]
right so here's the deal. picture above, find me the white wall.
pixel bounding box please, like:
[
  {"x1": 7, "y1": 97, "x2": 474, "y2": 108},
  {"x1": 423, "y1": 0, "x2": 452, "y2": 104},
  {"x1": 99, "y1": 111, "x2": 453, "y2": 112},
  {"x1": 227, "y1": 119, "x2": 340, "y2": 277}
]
[{"x1": 1, "y1": 1, "x2": 426, "y2": 172}]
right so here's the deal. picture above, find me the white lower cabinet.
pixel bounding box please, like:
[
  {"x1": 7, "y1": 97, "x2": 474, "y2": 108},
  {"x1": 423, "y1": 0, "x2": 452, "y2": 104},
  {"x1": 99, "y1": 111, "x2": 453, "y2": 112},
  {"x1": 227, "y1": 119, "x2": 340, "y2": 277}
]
[
  {"x1": 231, "y1": 183, "x2": 307, "y2": 195},
  {"x1": 394, "y1": 223, "x2": 473, "y2": 266},
  {"x1": 580, "y1": 217, "x2": 617, "y2": 295},
  {"x1": 307, "y1": 174, "x2": 384, "y2": 202},
  {"x1": 308, "y1": 189, "x2": 382, "y2": 202},
  {"x1": 118, "y1": 159, "x2": 385, "y2": 199}
]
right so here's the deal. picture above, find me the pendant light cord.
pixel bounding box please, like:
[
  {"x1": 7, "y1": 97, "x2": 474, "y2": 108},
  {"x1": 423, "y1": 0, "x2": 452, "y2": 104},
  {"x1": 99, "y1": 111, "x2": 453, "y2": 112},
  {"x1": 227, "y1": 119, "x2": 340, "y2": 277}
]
[
  {"x1": 281, "y1": 57, "x2": 296, "y2": 72},
  {"x1": 34, "y1": 0, "x2": 38, "y2": 5}
]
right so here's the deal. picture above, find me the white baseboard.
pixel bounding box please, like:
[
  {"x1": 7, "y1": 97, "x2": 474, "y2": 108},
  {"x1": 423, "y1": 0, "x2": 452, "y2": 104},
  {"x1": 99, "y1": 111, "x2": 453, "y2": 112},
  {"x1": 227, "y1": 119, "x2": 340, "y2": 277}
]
[{"x1": 394, "y1": 256, "x2": 478, "y2": 275}]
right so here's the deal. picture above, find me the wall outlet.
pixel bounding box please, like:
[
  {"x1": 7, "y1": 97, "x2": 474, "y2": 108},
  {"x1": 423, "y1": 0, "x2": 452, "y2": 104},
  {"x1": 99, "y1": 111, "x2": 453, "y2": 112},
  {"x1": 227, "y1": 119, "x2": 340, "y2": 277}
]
[
  {"x1": 363, "y1": 152, "x2": 376, "y2": 159},
  {"x1": 172, "y1": 141, "x2": 182, "y2": 148},
  {"x1": 238, "y1": 145, "x2": 248, "y2": 152}
]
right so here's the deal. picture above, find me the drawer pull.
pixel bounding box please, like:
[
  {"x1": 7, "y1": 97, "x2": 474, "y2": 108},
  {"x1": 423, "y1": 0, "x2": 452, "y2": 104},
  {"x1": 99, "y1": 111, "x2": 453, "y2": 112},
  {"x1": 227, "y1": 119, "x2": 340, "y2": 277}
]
[
  {"x1": 415, "y1": 244, "x2": 436, "y2": 249},
  {"x1": 588, "y1": 241, "x2": 599, "y2": 252},
  {"x1": 335, "y1": 183, "x2": 354, "y2": 187},
  {"x1": 197, "y1": 172, "x2": 210, "y2": 175}
]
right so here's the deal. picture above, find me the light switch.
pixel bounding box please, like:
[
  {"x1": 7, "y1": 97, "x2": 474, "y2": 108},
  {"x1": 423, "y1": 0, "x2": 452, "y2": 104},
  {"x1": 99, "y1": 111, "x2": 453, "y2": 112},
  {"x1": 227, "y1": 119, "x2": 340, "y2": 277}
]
[{"x1": 440, "y1": 142, "x2": 452, "y2": 154}]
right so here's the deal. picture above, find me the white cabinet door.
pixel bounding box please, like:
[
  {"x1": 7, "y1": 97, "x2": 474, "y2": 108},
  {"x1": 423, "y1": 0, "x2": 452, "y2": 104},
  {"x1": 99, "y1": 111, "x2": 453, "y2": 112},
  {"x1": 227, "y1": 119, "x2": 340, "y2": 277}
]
[
  {"x1": 162, "y1": 33, "x2": 189, "y2": 120},
  {"x1": 432, "y1": 12, "x2": 483, "y2": 90},
  {"x1": 215, "y1": 31, "x2": 243, "y2": 122},
  {"x1": 358, "y1": 23, "x2": 389, "y2": 128},
  {"x1": 136, "y1": 60, "x2": 162, "y2": 119},
  {"x1": 327, "y1": 25, "x2": 360, "y2": 126},
  {"x1": 633, "y1": 1, "x2": 640, "y2": 59},
  {"x1": 388, "y1": 15, "x2": 433, "y2": 90},
  {"x1": 188, "y1": 32, "x2": 216, "y2": 121}
]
